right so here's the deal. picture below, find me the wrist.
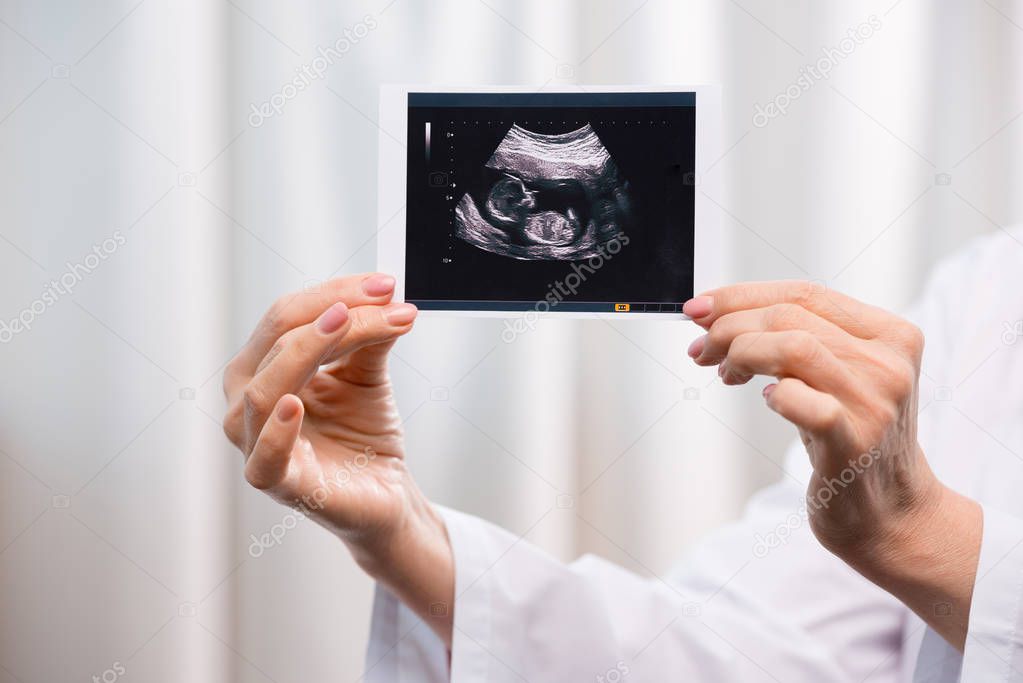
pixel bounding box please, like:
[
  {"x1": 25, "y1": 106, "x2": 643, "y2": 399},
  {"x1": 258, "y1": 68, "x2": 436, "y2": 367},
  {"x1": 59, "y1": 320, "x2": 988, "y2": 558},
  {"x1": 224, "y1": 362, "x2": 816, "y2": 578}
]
[
  {"x1": 347, "y1": 486, "x2": 448, "y2": 579},
  {"x1": 345, "y1": 486, "x2": 455, "y2": 647},
  {"x1": 847, "y1": 475, "x2": 982, "y2": 650},
  {"x1": 862, "y1": 463, "x2": 948, "y2": 572}
]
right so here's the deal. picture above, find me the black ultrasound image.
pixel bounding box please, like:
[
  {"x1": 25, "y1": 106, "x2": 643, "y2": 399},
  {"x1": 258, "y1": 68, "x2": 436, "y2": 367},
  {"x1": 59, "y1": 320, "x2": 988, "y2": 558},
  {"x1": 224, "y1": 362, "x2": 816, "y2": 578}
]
[{"x1": 405, "y1": 92, "x2": 696, "y2": 313}]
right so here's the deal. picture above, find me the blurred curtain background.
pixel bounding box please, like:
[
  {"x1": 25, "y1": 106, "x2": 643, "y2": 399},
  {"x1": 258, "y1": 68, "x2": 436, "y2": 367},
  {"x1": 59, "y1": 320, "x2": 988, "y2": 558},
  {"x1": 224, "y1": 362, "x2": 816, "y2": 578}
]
[{"x1": 0, "y1": 0, "x2": 1020, "y2": 680}]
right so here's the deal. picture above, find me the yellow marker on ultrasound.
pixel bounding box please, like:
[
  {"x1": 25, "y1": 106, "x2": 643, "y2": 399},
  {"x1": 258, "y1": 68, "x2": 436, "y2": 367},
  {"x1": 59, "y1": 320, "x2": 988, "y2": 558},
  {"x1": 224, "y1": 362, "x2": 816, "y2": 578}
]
[{"x1": 615, "y1": 303, "x2": 630, "y2": 312}]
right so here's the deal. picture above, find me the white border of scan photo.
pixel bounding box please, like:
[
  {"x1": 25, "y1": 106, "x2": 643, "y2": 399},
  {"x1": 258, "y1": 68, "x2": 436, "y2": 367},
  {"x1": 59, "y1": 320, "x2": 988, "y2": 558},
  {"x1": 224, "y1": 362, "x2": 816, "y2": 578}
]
[{"x1": 377, "y1": 84, "x2": 722, "y2": 320}]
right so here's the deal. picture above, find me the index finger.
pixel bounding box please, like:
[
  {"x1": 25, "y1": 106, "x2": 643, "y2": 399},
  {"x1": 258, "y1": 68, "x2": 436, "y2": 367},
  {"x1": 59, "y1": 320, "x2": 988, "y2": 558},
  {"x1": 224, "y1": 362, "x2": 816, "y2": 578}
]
[
  {"x1": 224, "y1": 272, "x2": 396, "y2": 399},
  {"x1": 683, "y1": 280, "x2": 898, "y2": 341}
]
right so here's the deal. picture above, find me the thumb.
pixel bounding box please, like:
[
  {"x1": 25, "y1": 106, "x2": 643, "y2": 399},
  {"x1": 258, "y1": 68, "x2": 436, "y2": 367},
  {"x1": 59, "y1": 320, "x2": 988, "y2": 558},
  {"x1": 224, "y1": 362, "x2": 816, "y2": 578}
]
[
  {"x1": 332, "y1": 303, "x2": 417, "y2": 385},
  {"x1": 341, "y1": 338, "x2": 399, "y2": 385}
]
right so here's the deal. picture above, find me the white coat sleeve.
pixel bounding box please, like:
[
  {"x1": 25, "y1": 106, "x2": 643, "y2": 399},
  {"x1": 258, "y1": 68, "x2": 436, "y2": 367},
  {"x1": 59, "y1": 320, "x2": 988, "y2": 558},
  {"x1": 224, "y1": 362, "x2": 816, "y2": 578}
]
[{"x1": 364, "y1": 459, "x2": 907, "y2": 682}]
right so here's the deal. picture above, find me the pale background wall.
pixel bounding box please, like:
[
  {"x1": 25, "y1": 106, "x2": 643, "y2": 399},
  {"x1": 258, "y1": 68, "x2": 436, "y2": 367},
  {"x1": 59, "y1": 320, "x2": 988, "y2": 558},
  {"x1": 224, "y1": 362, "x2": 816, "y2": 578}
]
[{"x1": 0, "y1": 1, "x2": 1020, "y2": 680}]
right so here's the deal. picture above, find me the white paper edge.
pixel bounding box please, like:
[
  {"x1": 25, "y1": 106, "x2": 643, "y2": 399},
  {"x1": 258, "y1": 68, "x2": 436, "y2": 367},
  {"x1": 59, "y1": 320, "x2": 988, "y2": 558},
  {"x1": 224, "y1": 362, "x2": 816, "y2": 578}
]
[{"x1": 377, "y1": 83, "x2": 722, "y2": 320}]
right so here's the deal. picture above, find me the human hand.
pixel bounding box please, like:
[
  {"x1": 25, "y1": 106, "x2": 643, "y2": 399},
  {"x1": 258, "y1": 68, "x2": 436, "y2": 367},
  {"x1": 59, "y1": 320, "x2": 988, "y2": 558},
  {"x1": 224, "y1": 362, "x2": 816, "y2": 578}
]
[
  {"x1": 222, "y1": 274, "x2": 453, "y2": 643},
  {"x1": 684, "y1": 281, "x2": 981, "y2": 648}
]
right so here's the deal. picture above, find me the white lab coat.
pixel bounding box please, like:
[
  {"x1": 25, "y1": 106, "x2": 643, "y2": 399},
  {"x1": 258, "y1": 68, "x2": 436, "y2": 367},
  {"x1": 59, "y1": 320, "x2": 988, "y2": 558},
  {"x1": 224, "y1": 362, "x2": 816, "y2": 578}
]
[{"x1": 365, "y1": 229, "x2": 1023, "y2": 682}]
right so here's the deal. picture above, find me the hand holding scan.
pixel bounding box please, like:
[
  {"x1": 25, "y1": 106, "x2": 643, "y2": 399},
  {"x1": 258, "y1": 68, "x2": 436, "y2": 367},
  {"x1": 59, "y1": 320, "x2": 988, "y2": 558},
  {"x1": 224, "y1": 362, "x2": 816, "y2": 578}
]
[
  {"x1": 222, "y1": 274, "x2": 454, "y2": 643},
  {"x1": 685, "y1": 281, "x2": 982, "y2": 649}
]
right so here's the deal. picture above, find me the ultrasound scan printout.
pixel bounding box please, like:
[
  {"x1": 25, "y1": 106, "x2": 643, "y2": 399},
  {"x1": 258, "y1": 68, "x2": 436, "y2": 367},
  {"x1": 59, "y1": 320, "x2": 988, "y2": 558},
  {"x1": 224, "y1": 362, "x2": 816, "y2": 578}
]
[
  {"x1": 455, "y1": 123, "x2": 632, "y2": 261},
  {"x1": 403, "y1": 91, "x2": 696, "y2": 314}
]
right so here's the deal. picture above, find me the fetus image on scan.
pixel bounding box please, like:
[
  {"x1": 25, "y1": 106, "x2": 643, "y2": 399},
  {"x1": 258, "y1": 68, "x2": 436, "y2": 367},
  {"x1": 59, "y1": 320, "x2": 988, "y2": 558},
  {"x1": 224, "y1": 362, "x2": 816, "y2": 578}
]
[{"x1": 454, "y1": 124, "x2": 633, "y2": 260}]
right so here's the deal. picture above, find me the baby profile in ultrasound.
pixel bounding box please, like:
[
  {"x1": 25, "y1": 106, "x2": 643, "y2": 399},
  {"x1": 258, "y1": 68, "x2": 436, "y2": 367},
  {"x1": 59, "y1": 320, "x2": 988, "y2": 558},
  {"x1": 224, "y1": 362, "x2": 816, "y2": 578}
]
[{"x1": 454, "y1": 123, "x2": 633, "y2": 261}]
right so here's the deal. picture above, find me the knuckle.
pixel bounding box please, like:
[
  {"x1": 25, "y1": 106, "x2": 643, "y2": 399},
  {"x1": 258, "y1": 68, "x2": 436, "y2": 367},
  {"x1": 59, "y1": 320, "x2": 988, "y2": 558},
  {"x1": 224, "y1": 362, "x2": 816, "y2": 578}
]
[
  {"x1": 818, "y1": 400, "x2": 843, "y2": 429},
  {"x1": 782, "y1": 331, "x2": 819, "y2": 365},
  {"x1": 275, "y1": 329, "x2": 307, "y2": 359},
  {"x1": 720, "y1": 331, "x2": 744, "y2": 357},
  {"x1": 222, "y1": 402, "x2": 245, "y2": 449},
  {"x1": 901, "y1": 322, "x2": 925, "y2": 357},
  {"x1": 706, "y1": 320, "x2": 730, "y2": 348},
  {"x1": 261, "y1": 298, "x2": 294, "y2": 339},
  {"x1": 242, "y1": 384, "x2": 270, "y2": 419},
  {"x1": 262, "y1": 336, "x2": 289, "y2": 368},
  {"x1": 244, "y1": 467, "x2": 270, "y2": 491},
  {"x1": 781, "y1": 331, "x2": 822, "y2": 368},
  {"x1": 889, "y1": 359, "x2": 918, "y2": 394},
  {"x1": 270, "y1": 332, "x2": 290, "y2": 353},
  {"x1": 293, "y1": 326, "x2": 322, "y2": 357},
  {"x1": 348, "y1": 308, "x2": 378, "y2": 339},
  {"x1": 788, "y1": 280, "x2": 817, "y2": 308},
  {"x1": 262, "y1": 327, "x2": 320, "y2": 371},
  {"x1": 763, "y1": 303, "x2": 801, "y2": 330},
  {"x1": 723, "y1": 332, "x2": 751, "y2": 364},
  {"x1": 869, "y1": 352, "x2": 917, "y2": 405}
]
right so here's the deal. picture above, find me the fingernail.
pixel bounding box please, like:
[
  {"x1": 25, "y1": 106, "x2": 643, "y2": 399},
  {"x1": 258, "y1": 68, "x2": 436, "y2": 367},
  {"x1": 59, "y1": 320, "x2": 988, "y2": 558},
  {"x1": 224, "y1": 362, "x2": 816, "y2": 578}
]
[
  {"x1": 363, "y1": 274, "x2": 396, "y2": 297},
  {"x1": 763, "y1": 383, "x2": 776, "y2": 399},
  {"x1": 683, "y1": 296, "x2": 713, "y2": 318},
  {"x1": 277, "y1": 398, "x2": 300, "y2": 421},
  {"x1": 385, "y1": 303, "x2": 418, "y2": 325},
  {"x1": 687, "y1": 336, "x2": 706, "y2": 358},
  {"x1": 718, "y1": 363, "x2": 726, "y2": 378},
  {"x1": 317, "y1": 302, "x2": 349, "y2": 334}
]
